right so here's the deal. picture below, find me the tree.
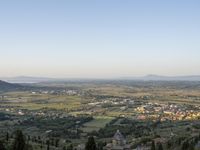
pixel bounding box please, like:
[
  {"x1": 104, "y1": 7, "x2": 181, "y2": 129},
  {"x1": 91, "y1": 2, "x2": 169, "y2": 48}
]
[
  {"x1": 25, "y1": 144, "x2": 33, "y2": 150},
  {"x1": 0, "y1": 141, "x2": 6, "y2": 150},
  {"x1": 188, "y1": 143, "x2": 194, "y2": 150},
  {"x1": 67, "y1": 144, "x2": 73, "y2": 150},
  {"x1": 6, "y1": 132, "x2": 9, "y2": 141},
  {"x1": 157, "y1": 142, "x2": 163, "y2": 150},
  {"x1": 46, "y1": 140, "x2": 50, "y2": 150},
  {"x1": 85, "y1": 136, "x2": 96, "y2": 150},
  {"x1": 27, "y1": 135, "x2": 31, "y2": 142},
  {"x1": 50, "y1": 138, "x2": 54, "y2": 146},
  {"x1": 97, "y1": 141, "x2": 106, "y2": 150},
  {"x1": 40, "y1": 143, "x2": 43, "y2": 149},
  {"x1": 55, "y1": 139, "x2": 59, "y2": 147},
  {"x1": 12, "y1": 130, "x2": 26, "y2": 150},
  {"x1": 182, "y1": 141, "x2": 189, "y2": 150},
  {"x1": 150, "y1": 141, "x2": 156, "y2": 150}
]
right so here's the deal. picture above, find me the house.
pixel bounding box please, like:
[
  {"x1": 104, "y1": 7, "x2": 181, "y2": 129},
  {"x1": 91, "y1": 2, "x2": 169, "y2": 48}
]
[{"x1": 104, "y1": 130, "x2": 131, "y2": 150}]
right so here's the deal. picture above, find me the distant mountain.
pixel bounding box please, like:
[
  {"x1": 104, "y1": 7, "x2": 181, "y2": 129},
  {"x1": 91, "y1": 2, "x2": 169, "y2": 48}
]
[
  {"x1": 0, "y1": 76, "x2": 94, "y2": 83},
  {"x1": 124, "y1": 75, "x2": 200, "y2": 81},
  {"x1": 1, "y1": 75, "x2": 200, "y2": 84},
  {"x1": 1, "y1": 76, "x2": 55, "y2": 83},
  {"x1": 0, "y1": 80, "x2": 23, "y2": 91},
  {"x1": 144, "y1": 75, "x2": 200, "y2": 81}
]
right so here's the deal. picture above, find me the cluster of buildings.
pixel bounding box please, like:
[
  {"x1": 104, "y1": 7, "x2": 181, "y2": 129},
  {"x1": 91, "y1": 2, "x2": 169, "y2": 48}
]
[
  {"x1": 105, "y1": 130, "x2": 131, "y2": 150},
  {"x1": 76, "y1": 130, "x2": 131, "y2": 150},
  {"x1": 31, "y1": 89, "x2": 79, "y2": 96},
  {"x1": 135, "y1": 102, "x2": 200, "y2": 121},
  {"x1": 88, "y1": 98, "x2": 135, "y2": 107}
]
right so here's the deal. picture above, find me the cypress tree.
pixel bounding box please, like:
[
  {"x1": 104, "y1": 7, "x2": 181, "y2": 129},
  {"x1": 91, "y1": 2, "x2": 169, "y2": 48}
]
[
  {"x1": 157, "y1": 142, "x2": 163, "y2": 150},
  {"x1": 85, "y1": 136, "x2": 96, "y2": 150},
  {"x1": 12, "y1": 130, "x2": 26, "y2": 150},
  {"x1": 97, "y1": 141, "x2": 105, "y2": 150},
  {"x1": 0, "y1": 141, "x2": 6, "y2": 150},
  {"x1": 151, "y1": 141, "x2": 156, "y2": 150},
  {"x1": 6, "y1": 132, "x2": 9, "y2": 141},
  {"x1": 55, "y1": 139, "x2": 59, "y2": 147},
  {"x1": 67, "y1": 144, "x2": 73, "y2": 150},
  {"x1": 182, "y1": 141, "x2": 189, "y2": 150},
  {"x1": 46, "y1": 140, "x2": 50, "y2": 150}
]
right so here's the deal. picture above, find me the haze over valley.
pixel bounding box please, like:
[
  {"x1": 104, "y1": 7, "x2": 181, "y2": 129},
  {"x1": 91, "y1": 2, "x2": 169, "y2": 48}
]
[{"x1": 0, "y1": 0, "x2": 200, "y2": 150}]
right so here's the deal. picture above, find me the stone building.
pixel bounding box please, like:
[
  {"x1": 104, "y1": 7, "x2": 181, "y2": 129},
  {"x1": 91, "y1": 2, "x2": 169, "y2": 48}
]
[{"x1": 104, "y1": 130, "x2": 131, "y2": 150}]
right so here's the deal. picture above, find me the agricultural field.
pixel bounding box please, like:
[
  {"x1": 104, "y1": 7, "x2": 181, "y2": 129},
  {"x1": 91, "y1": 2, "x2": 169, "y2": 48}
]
[
  {"x1": 81, "y1": 116, "x2": 113, "y2": 132},
  {"x1": 0, "y1": 80, "x2": 200, "y2": 149}
]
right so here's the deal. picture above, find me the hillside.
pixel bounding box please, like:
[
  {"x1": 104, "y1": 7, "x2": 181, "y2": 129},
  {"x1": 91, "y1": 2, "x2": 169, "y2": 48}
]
[
  {"x1": 0, "y1": 80, "x2": 23, "y2": 91},
  {"x1": 123, "y1": 75, "x2": 200, "y2": 81}
]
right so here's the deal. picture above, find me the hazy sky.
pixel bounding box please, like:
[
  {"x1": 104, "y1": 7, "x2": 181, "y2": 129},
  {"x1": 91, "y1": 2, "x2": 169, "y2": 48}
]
[{"x1": 0, "y1": 0, "x2": 200, "y2": 78}]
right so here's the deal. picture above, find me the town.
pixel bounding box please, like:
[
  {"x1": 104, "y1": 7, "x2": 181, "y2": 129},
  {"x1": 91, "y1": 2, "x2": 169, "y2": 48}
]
[{"x1": 1, "y1": 80, "x2": 200, "y2": 149}]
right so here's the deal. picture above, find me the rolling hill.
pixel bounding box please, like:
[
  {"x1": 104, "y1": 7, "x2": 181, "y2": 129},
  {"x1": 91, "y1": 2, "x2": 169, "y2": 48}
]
[
  {"x1": 123, "y1": 75, "x2": 200, "y2": 81},
  {"x1": 0, "y1": 80, "x2": 23, "y2": 91}
]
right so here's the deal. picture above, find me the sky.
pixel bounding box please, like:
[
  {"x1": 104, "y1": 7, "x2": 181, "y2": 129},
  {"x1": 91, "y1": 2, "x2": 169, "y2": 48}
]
[{"x1": 0, "y1": 0, "x2": 200, "y2": 78}]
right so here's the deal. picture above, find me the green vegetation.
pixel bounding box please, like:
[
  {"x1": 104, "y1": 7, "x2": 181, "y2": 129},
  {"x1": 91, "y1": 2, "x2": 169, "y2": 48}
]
[
  {"x1": 85, "y1": 137, "x2": 96, "y2": 150},
  {"x1": 81, "y1": 116, "x2": 113, "y2": 132},
  {"x1": 1, "y1": 80, "x2": 200, "y2": 149}
]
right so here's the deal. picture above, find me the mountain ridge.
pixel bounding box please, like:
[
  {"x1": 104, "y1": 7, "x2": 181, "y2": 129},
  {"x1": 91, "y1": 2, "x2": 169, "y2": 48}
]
[
  {"x1": 1, "y1": 75, "x2": 200, "y2": 83},
  {"x1": 123, "y1": 74, "x2": 200, "y2": 81},
  {"x1": 0, "y1": 80, "x2": 23, "y2": 91}
]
